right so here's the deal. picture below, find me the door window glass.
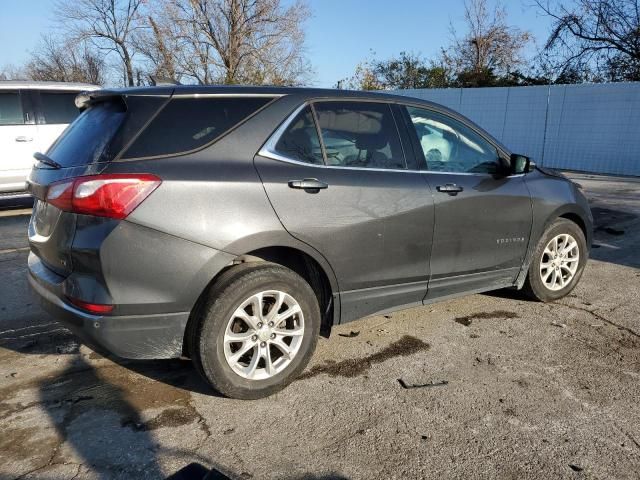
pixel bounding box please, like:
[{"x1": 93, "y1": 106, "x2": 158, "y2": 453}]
[
  {"x1": 314, "y1": 101, "x2": 405, "y2": 169},
  {"x1": 0, "y1": 92, "x2": 24, "y2": 125},
  {"x1": 273, "y1": 106, "x2": 323, "y2": 164},
  {"x1": 406, "y1": 106, "x2": 499, "y2": 174},
  {"x1": 40, "y1": 92, "x2": 80, "y2": 124}
]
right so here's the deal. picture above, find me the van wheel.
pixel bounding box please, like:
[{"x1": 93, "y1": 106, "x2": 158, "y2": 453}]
[
  {"x1": 190, "y1": 262, "x2": 320, "y2": 399},
  {"x1": 523, "y1": 218, "x2": 588, "y2": 302}
]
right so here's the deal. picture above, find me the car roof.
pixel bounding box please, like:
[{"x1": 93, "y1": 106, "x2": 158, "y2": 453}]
[
  {"x1": 0, "y1": 80, "x2": 100, "y2": 91},
  {"x1": 95, "y1": 84, "x2": 453, "y2": 113},
  {"x1": 88, "y1": 84, "x2": 513, "y2": 155},
  {"x1": 106, "y1": 84, "x2": 426, "y2": 102}
]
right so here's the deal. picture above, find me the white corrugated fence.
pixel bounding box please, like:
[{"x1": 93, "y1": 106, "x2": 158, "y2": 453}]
[{"x1": 395, "y1": 83, "x2": 640, "y2": 176}]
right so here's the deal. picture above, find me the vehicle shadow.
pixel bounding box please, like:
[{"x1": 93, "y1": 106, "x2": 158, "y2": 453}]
[
  {"x1": 482, "y1": 287, "x2": 528, "y2": 301},
  {"x1": 37, "y1": 355, "x2": 166, "y2": 479},
  {"x1": 0, "y1": 325, "x2": 216, "y2": 397},
  {"x1": 17, "y1": 348, "x2": 240, "y2": 478},
  {"x1": 168, "y1": 464, "x2": 349, "y2": 480}
]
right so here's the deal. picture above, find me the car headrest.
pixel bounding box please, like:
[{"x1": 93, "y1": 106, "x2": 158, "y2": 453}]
[
  {"x1": 318, "y1": 109, "x2": 383, "y2": 135},
  {"x1": 355, "y1": 133, "x2": 388, "y2": 151}
]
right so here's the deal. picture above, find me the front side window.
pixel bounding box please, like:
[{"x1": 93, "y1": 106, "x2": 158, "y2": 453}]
[
  {"x1": 273, "y1": 106, "x2": 323, "y2": 165},
  {"x1": 0, "y1": 91, "x2": 24, "y2": 125},
  {"x1": 313, "y1": 101, "x2": 405, "y2": 170},
  {"x1": 406, "y1": 106, "x2": 499, "y2": 174},
  {"x1": 39, "y1": 92, "x2": 79, "y2": 124}
]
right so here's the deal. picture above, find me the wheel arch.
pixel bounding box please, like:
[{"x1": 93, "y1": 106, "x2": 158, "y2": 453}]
[
  {"x1": 558, "y1": 212, "x2": 588, "y2": 241},
  {"x1": 183, "y1": 243, "x2": 339, "y2": 357},
  {"x1": 516, "y1": 204, "x2": 592, "y2": 289}
]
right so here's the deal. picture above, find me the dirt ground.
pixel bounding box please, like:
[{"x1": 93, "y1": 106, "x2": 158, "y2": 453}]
[{"x1": 1, "y1": 173, "x2": 639, "y2": 480}]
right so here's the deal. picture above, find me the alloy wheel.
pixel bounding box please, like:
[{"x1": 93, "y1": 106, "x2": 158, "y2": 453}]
[
  {"x1": 223, "y1": 290, "x2": 304, "y2": 380},
  {"x1": 539, "y1": 233, "x2": 580, "y2": 291}
]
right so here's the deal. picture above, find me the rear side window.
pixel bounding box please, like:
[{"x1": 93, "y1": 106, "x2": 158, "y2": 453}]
[
  {"x1": 122, "y1": 96, "x2": 272, "y2": 159},
  {"x1": 39, "y1": 92, "x2": 79, "y2": 124},
  {"x1": 0, "y1": 91, "x2": 24, "y2": 125},
  {"x1": 313, "y1": 101, "x2": 405, "y2": 169},
  {"x1": 273, "y1": 106, "x2": 324, "y2": 165},
  {"x1": 47, "y1": 102, "x2": 126, "y2": 167}
]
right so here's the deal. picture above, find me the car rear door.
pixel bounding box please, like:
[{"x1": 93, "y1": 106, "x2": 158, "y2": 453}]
[
  {"x1": 401, "y1": 105, "x2": 533, "y2": 301},
  {"x1": 255, "y1": 100, "x2": 434, "y2": 323},
  {"x1": 0, "y1": 89, "x2": 37, "y2": 192}
]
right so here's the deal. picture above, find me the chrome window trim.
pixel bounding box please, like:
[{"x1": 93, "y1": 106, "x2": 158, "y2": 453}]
[
  {"x1": 171, "y1": 93, "x2": 283, "y2": 99},
  {"x1": 259, "y1": 102, "x2": 310, "y2": 162},
  {"x1": 259, "y1": 102, "x2": 414, "y2": 173},
  {"x1": 258, "y1": 101, "x2": 523, "y2": 178}
]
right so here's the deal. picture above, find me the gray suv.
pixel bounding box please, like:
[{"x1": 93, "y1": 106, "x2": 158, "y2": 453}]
[{"x1": 27, "y1": 86, "x2": 592, "y2": 399}]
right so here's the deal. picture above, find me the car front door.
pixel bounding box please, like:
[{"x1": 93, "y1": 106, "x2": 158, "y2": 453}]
[
  {"x1": 255, "y1": 100, "x2": 434, "y2": 323},
  {"x1": 0, "y1": 89, "x2": 37, "y2": 192},
  {"x1": 402, "y1": 105, "x2": 533, "y2": 301}
]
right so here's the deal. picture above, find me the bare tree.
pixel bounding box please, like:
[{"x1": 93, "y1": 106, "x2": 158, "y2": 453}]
[
  {"x1": 0, "y1": 64, "x2": 27, "y2": 81},
  {"x1": 134, "y1": 13, "x2": 180, "y2": 82},
  {"x1": 442, "y1": 0, "x2": 531, "y2": 86},
  {"x1": 535, "y1": 0, "x2": 640, "y2": 81},
  {"x1": 23, "y1": 36, "x2": 105, "y2": 85},
  {"x1": 336, "y1": 58, "x2": 384, "y2": 91},
  {"x1": 337, "y1": 51, "x2": 450, "y2": 90},
  {"x1": 142, "y1": 0, "x2": 311, "y2": 85},
  {"x1": 54, "y1": 0, "x2": 144, "y2": 86}
]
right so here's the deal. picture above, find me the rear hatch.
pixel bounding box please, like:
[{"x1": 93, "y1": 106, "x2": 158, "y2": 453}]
[{"x1": 27, "y1": 90, "x2": 169, "y2": 276}]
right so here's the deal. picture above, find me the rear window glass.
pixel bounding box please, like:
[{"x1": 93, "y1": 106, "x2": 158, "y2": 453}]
[
  {"x1": 122, "y1": 97, "x2": 272, "y2": 159},
  {"x1": 47, "y1": 102, "x2": 126, "y2": 167},
  {"x1": 39, "y1": 92, "x2": 80, "y2": 124},
  {"x1": 0, "y1": 91, "x2": 24, "y2": 125}
]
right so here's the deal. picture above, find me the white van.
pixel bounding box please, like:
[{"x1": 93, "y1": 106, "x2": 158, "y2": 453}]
[{"x1": 0, "y1": 81, "x2": 100, "y2": 196}]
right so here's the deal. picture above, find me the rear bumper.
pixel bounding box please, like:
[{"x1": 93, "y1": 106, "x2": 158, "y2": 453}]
[{"x1": 28, "y1": 252, "x2": 189, "y2": 359}]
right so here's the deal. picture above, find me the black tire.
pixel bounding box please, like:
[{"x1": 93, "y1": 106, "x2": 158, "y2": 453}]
[
  {"x1": 522, "y1": 218, "x2": 588, "y2": 302},
  {"x1": 189, "y1": 262, "x2": 320, "y2": 399}
]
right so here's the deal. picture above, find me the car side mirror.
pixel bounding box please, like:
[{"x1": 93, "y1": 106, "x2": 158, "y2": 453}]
[{"x1": 510, "y1": 154, "x2": 534, "y2": 174}]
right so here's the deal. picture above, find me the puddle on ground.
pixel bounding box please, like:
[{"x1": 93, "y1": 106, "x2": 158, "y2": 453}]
[
  {"x1": 0, "y1": 356, "x2": 211, "y2": 464},
  {"x1": 122, "y1": 406, "x2": 198, "y2": 431},
  {"x1": 591, "y1": 206, "x2": 637, "y2": 233},
  {"x1": 454, "y1": 310, "x2": 519, "y2": 327},
  {"x1": 298, "y1": 335, "x2": 429, "y2": 380}
]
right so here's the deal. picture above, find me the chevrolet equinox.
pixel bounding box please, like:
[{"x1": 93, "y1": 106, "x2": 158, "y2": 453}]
[{"x1": 27, "y1": 86, "x2": 593, "y2": 399}]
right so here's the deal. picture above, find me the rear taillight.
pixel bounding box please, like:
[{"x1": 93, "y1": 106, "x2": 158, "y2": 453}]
[
  {"x1": 46, "y1": 174, "x2": 161, "y2": 219},
  {"x1": 67, "y1": 296, "x2": 114, "y2": 314}
]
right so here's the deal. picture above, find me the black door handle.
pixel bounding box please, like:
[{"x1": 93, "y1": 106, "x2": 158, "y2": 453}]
[
  {"x1": 436, "y1": 183, "x2": 464, "y2": 195},
  {"x1": 288, "y1": 178, "x2": 328, "y2": 192}
]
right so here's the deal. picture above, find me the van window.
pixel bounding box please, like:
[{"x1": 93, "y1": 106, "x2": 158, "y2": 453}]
[
  {"x1": 39, "y1": 92, "x2": 79, "y2": 124},
  {"x1": 121, "y1": 96, "x2": 273, "y2": 159},
  {"x1": 0, "y1": 91, "x2": 24, "y2": 125}
]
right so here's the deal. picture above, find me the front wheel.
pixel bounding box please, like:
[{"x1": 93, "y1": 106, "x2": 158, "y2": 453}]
[
  {"x1": 523, "y1": 218, "x2": 588, "y2": 302},
  {"x1": 190, "y1": 263, "x2": 320, "y2": 399}
]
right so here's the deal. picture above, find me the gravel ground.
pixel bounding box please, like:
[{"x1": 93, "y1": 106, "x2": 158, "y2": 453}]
[{"x1": 0, "y1": 173, "x2": 638, "y2": 480}]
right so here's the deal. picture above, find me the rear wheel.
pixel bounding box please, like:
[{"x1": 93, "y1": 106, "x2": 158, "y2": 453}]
[
  {"x1": 190, "y1": 262, "x2": 320, "y2": 399},
  {"x1": 523, "y1": 218, "x2": 588, "y2": 302}
]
